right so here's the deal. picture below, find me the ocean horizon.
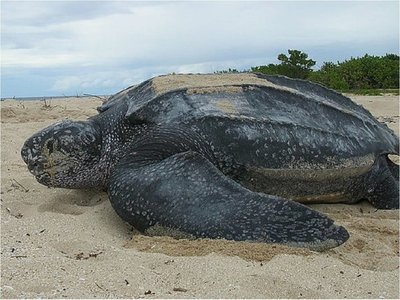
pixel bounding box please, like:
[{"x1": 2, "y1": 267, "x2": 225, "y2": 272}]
[{"x1": 0, "y1": 94, "x2": 109, "y2": 101}]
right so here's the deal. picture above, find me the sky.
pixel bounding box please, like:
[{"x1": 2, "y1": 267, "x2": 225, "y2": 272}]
[{"x1": 1, "y1": 0, "x2": 399, "y2": 98}]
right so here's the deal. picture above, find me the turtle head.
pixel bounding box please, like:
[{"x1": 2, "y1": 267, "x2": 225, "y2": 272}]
[{"x1": 21, "y1": 120, "x2": 103, "y2": 189}]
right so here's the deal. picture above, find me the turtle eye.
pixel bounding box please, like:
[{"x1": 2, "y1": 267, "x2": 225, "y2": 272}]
[{"x1": 80, "y1": 132, "x2": 96, "y2": 145}]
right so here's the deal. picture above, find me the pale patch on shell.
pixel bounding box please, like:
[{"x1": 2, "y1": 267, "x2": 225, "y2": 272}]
[
  {"x1": 151, "y1": 73, "x2": 301, "y2": 96},
  {"x1": 214, "y1": 99, "x2": 239, "y2": 115}
]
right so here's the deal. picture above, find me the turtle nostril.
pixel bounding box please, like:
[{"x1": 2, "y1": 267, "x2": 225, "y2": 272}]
[{"x1": 46, "y1": 140, "x2": 54, "y2": 154}]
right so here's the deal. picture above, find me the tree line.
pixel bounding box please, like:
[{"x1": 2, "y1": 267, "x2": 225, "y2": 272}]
[{"x1": 218, "y1": 50, "x2": 399, "y2": 93}]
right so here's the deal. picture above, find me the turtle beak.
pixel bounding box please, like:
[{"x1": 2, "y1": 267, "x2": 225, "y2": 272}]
[
  {"x1": 21, "y1": 138, "x2": 52, "y2": 185},
  {"x1": 21, "y1": 136, "x2": 41, "y2": 166},
  {"x1": 21, "y1": 143, "x2": 32, "y2": 166}
]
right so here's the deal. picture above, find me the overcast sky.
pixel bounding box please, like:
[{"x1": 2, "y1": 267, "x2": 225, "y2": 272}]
[{"x1": 1, "y1": 0, "x2": 399, "y2": 98}]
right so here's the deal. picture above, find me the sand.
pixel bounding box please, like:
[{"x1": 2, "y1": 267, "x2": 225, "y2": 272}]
[{"x1": 1, "y1": 94, "x2": 399, "y2": 299}]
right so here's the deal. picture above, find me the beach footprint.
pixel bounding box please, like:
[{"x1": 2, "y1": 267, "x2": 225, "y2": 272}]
[{"x1": 38, "y1": 189, "x2": 107, "y2": 215}]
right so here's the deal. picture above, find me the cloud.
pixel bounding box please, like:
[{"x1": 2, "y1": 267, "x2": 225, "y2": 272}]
[
  {"x1": 1, "y1": 1, "x2": 398, "y2": 97},
  {"x1": 1, "y1": 1, "x2": 127, "y2": 26},
  {"x1": 50, "y1": 70, "x2": 145, "y2": 93}
]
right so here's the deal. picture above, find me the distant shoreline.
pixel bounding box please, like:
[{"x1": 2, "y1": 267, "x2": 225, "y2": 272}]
[{"x1": 0, "y1": 94, "x2": 109, "y2": 101}]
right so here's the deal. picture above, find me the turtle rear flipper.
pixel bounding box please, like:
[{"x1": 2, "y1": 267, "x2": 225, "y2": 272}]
[
  {"x1": 362, "y1": 155, "x2": 399, "y2": 209},
  {"x1": 387, "y1": 155, "x2": 399, "y2": 181},
  {"x1": 108, "y1": 133, "x2": 349, "y2": 250}
]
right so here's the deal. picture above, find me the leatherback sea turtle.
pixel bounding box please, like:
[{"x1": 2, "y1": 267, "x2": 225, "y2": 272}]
[{"x1": 21, "y1": 73, "x2": 399, "y2": 251}]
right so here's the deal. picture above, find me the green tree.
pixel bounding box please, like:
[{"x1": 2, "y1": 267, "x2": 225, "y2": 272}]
[
  {"x1": 308, "y1": 62, "x2": 349, "y2": 90},
  {"x1": 252, "y1": 49, "x2": 316, "y2": 79},
  {"x1": 310, "y1": 53, "x2": 399, "y2": 90}
]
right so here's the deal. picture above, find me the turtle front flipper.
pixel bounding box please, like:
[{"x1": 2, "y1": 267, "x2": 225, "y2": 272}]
[{"x1": 108, "y1": 135, "x2": 348, "y2": 251}]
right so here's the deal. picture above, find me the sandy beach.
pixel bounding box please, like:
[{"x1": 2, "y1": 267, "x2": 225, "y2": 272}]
[{"x1": 1, "y1": 94, "x2": 399, "y2": 298}]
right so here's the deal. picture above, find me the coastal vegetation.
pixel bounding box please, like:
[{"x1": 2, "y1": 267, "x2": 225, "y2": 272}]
[{"x1": 219, "y1": 50, "x2": 400, "y2": 95}]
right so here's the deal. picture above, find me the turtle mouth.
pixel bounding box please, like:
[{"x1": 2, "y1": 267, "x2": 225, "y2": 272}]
[
  {"x1": 30, "y1": 167, "x2": 59, "y2": 187},
  {"x1": 25, "y1": 156, "x2": 46, "y2": 174},
  {"x1": 35, "y1": 172, "x2": 52, "y2": 185},
  {"x1": 26, "y1": 159, "x2": 51, "y2": 184},
  {"x1": 23, "y1": 153, "x2": 58, "y2": 186}
]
